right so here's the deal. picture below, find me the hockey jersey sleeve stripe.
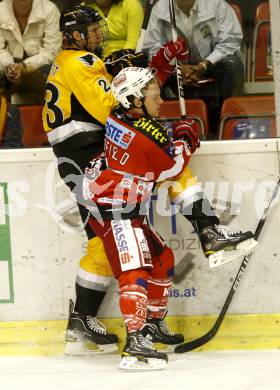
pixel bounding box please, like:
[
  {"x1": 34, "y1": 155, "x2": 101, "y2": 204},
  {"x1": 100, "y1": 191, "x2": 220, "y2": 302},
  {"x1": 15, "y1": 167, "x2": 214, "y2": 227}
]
[
  {"x1": 47, "y1": 120, "x2": 103, "y2": 145},
  {"x1": 156, "y1": 152, "x2": 186, "y2": 182}
]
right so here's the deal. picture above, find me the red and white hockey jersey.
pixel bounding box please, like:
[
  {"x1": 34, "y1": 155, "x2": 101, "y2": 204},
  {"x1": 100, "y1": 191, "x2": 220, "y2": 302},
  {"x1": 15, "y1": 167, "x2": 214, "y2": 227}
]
[{"x1": 83, "y1": 110, "x2": 191, "y2": 219}]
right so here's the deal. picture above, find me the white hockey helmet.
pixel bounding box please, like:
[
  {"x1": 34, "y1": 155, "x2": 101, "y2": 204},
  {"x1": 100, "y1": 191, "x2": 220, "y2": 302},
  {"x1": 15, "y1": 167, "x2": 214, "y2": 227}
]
[{"x1": 111, "y1": 67, "x2": 155, "y2": 109}]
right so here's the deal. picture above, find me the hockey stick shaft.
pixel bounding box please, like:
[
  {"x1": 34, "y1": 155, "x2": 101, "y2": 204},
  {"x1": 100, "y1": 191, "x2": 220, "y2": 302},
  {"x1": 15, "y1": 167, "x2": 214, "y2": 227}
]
[
  {"x1": 135, "y1": 0, "x2": 157, "y2": 53},
  {"x1": 175, "y1": 176, "x2": 280, "y2": 353},
  {"x1": 168, "y1": 0, "x2": 186, "y2": 117}
]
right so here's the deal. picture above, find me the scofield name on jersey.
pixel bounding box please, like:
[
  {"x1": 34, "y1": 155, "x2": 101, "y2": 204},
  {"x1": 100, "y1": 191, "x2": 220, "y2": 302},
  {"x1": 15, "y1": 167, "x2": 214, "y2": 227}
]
[{"x1": 105, "y1": 117, "x2": 136, "y2": 149}]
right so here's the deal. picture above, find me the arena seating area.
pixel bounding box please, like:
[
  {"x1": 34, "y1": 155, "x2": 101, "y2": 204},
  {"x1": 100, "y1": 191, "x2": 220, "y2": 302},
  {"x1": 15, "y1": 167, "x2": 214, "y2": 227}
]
[{"x1": 0, "y1": 1, "x2": 276, "y2": 146}]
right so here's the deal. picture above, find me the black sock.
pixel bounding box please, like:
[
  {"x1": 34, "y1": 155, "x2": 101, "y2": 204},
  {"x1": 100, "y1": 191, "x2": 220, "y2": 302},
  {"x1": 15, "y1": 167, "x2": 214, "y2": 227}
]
[
  {"x1": 74, "y1": 283, "x2": 106, "y2": 316},
  {"x1": 181, "y1": 198, "x2": 220, "y2": 233}
]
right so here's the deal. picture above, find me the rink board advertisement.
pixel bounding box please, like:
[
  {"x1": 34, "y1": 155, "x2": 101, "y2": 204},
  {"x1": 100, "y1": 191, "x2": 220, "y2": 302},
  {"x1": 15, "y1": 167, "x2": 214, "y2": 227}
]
[
  {"x1": 0, "y1": 183, "x2": 14, "y2": 303},
  {"x1": 0, "y1": 140, "x2": 280, "y2": 353}
]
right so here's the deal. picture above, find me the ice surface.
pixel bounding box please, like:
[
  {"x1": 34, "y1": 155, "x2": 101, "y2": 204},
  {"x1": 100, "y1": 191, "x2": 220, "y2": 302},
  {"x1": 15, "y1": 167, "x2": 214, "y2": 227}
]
[{"x1": 1, "y1": 350, "x2": 280, "y2": 390}]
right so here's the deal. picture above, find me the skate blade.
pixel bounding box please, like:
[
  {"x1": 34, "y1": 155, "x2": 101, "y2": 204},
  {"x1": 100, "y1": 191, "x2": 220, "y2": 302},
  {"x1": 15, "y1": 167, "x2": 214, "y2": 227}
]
[
  {"x1": 118, "y1": 355, "x2": 167, "y2": 371},
  {"x1": 209, "y1": 238, "x2": 258, "y2": 268},
  {"x1": 64, "y1": 340, "x2": 118, "y2": 355}
]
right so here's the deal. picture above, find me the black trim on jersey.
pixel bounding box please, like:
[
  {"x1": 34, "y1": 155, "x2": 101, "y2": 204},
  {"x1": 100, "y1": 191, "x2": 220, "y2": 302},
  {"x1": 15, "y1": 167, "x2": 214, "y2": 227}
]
[
  {"x1": 53, "y1": 130, "x2": 104, "y2": 157},
  {"x1": 112, "y1": 109, "x2": 171, "y2": 149},
  {"x1": 70, "y1": 93, "x2": 103, "y2": 126},
  {"x1": 133, "y1": 116, "x2": 170, "y2": 148}
]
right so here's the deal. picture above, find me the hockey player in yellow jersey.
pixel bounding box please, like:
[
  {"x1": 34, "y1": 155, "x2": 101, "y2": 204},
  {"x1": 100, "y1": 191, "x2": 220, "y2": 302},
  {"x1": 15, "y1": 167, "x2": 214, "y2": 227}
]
[
  {"x1": 43, "y1": 6, "x2": 114, "y2": 151},
  {"x1": 43, "y1": 5, "x2": 257, "y2": 356},
  {"x1": 43, "y1": 5, "x2": 119, "y2": 354}
]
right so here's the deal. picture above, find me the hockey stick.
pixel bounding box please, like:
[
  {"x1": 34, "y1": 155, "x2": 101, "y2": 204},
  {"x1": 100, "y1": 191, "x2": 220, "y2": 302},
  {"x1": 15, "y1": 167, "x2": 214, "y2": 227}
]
[
  {"x1": 175, "y1": 176, "x2": 280, "y2": 353},
  {"x1": 168, "y1": 0, "x2": 186, "y2": 117},
  {"x1": 135, "y1": 0, "x2": 158, "y2": 53}
]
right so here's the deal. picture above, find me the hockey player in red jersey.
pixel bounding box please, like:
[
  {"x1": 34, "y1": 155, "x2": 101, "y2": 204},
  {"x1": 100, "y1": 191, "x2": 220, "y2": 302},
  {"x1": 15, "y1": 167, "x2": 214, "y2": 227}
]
[
  {"x1": 83, "y1": 66, "x2": 193, "y2": 370},
  {"x1": 47, "y1": 6, "x2": 257, "y2": 356},
  {"x1": 43, "y1": 5, "x2": 195, "y2": 356}
]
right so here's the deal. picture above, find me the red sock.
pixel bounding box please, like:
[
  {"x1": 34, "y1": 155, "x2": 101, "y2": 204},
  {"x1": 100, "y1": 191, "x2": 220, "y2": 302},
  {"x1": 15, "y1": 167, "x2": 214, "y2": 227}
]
[
  {"x1": 119, "y1": 284, "x2": 148, "y2": 332},
  {"x1": 147, "y1": 276, "x2": 172, "y2": 319}
]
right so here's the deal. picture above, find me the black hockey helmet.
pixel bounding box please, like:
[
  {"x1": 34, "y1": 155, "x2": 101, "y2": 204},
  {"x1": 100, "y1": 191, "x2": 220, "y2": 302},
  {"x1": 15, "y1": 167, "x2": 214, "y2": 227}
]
[
  {"x1": 59, "y1": 5, "x2": 101, "y2": 32},
  {"x1": 59, "y1": 5, "x2": 109, "y2": 56}
]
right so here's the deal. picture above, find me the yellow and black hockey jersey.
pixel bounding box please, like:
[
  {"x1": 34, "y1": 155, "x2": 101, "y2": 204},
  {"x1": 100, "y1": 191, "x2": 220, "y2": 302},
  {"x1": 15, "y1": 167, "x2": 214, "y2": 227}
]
[{"x1": 42, "y1": 49, "x2": 116, "y2": 157}]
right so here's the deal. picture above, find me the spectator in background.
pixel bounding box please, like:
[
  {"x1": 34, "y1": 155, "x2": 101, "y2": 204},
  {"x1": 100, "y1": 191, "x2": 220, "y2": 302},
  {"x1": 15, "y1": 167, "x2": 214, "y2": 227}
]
[
  {"x1": 86, "y1": 0, "x2": 144, "y2": 58},
  {"x1": 0, "y1": 0, "x2": 61, "y2": 105},
  {"x1": 0, "y1": 0, "x2": 61, "y2": 148},
  {"x1": 142, "y1": 0, "x2": 244, "y2": 137}
]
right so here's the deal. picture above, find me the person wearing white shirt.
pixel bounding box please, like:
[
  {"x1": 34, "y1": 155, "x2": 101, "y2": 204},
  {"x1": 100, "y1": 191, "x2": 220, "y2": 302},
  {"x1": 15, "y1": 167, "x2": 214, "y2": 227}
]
[
  {"x1": 142, "y1": 0, "x2": 244, "y2": 135},
  {"x1": 0, "y1": 0, "x2": 61, "y2": 104}
]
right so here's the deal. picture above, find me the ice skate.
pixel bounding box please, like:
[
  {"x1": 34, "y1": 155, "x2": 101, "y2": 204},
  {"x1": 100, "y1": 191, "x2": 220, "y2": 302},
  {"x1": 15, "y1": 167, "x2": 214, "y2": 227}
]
[
  {"x1": 142, "y1": 318, "x2": 184, "y2": 352},
  {"x1": 199, "y1": 224, "x2": 258, "y2": 268},
  {"x1": 64, "y1": 310, "x2": 118, "y2": 355},
  {"x1": 119, "y1": 330, "x2": 168, "y2": 371}
]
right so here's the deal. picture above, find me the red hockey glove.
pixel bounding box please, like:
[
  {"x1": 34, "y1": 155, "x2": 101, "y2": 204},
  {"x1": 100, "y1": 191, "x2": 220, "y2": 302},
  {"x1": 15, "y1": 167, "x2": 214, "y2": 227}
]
[
  {"x1": 172, "y1": 119, "x2": 200, "y2": 154},
  {"x1": 149, "y1": 62, "x2": 175, "y2": 86},
  {"x1": 149, "y1": 37, "x2": 189, "y2": 85},
  {"x1": 154, "y1": 37, "x2": 189, "y2": 64},
  {"x1": 174, "y1": 37, "x2": 189, "y2": 63}
]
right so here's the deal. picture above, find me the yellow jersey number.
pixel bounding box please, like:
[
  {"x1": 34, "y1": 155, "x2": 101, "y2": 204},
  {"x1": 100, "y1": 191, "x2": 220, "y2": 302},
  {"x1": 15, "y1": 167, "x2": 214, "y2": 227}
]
[{"x1": 45, "y1": 82, "x2": 64, "y2": 129}]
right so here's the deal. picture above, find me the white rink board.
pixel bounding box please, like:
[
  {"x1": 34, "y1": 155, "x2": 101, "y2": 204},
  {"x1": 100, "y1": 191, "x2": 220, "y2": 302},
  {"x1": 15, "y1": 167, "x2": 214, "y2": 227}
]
[{"x1": 0, "y1": 139, "x2": 279, "y2": 321}]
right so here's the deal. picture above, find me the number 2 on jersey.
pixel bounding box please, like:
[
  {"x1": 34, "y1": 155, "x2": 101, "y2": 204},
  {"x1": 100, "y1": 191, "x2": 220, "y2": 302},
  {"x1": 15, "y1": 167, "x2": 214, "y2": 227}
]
[{"x1": 98, "y1": 78, "x2": 111, "y2": 93}]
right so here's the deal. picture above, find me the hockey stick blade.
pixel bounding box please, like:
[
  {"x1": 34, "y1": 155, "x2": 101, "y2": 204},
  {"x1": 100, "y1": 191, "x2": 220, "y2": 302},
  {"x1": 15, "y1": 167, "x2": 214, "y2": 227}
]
[
  {"x1": 175, "y1": 177, "x2": 280, "y2": 353},
  {"x1": 174, "y1": 251, "x2": 252, "y2": 353}
]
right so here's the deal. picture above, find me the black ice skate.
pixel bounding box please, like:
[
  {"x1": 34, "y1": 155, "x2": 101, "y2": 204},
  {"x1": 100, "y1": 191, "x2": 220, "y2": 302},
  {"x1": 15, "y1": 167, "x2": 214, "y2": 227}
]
[
  {"x1": 142, "y1": 318, "x2": 184, "y2": 352},
  {"x1": 65, "y1": 306, "x2": 118, "y2": 355},
  {"x1": 199, "y1": 224, "x2": 258, "y2": 267},
  {"x1": 119, "y1": 330, "x2": 168, "y2": 371}
]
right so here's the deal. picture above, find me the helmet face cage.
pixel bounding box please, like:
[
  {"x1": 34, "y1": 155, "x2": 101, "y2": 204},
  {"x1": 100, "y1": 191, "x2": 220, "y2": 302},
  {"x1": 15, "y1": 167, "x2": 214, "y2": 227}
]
[
  {"x1": 60, "y1": 6, "x2": 109, "y2": 55},
  {"x1": 111, "y1": 67, "x2": 155, "y2": 109},
  {"x1": 90, "y1": 18, "x2": 109, "y2": 57}
]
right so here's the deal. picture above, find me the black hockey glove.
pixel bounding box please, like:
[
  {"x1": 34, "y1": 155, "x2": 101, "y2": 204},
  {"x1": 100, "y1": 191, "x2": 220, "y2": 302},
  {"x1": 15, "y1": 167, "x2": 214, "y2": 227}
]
[{"x1": 104, "y1": 49, "x2": 148, "y2": 77}]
